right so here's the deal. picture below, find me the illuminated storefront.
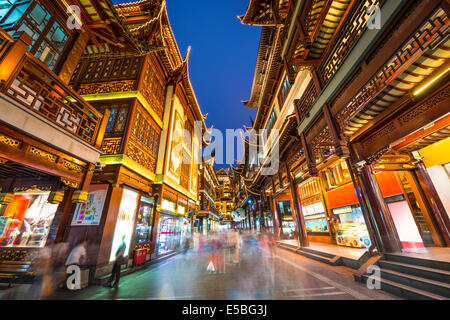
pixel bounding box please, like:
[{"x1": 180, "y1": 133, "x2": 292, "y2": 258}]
[
  {"x1": 300, "y1": 159, "x2": 371, "y2": 249},
  {"x1": 109, "y1": 188, "x2": 139, "y2": 262},
  {"x1": 134, "y1": 196, "x2": 155, "y2": 252},
  {"x1": 0, "y1": 190, "x2": 59, "y2": 248},
  {"x1": 156, "y1": 213, "x2": 181, "y2": 256},
  {"x1": 298, "y1": 178, "x2": 330, "y2": 243},
  {"x1": 276, "y1": 199, "x2": 296, "y2": 240},
  {"x1": 368, "y1": 130, "x2": 450, "y2": 250},
  {"x1": 155, "y1": 194, "x2": 193, "y2": 256}
]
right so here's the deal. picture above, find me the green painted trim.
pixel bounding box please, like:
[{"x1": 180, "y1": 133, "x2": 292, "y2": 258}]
[
  {"x1": 297, "y1": 0, "x2": 408, "y2": 135},
  {"x1": 81, "y1": 91, "x2": 138, "y2": 101},
  {"x1": 99, "y1": 154, "x2": 156, "y2": 182}
]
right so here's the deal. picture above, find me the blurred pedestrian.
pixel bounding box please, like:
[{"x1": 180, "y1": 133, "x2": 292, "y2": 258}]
[
  {"x1": 65, "y1": 239, "x2": 88, "y2": 291},
  {"x1": 183, "y1": 235, "x2": 191, "y2": 254},
  {"x1": 107, "y1": 235, "x2": 127, "y2": 288},
  {"x1": 65, "y1": 239, "x2": 88, "y2": 267},
  {"x1": 233, "y1": 231, "x2": 241, "y2": 265},
  {"x1": 51, "y1": 241, "x2": 69, "y2": 289}
]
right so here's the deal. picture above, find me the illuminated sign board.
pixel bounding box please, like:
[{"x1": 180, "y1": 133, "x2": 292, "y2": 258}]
[{"x1": 109, "y1": 188, "x2": 139, "y2": 262}]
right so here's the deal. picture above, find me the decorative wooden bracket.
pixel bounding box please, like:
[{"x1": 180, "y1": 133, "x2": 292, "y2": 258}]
[
  {"x1": 323, "y1": 104, "x2": 350, "y2": 158},
  {"x1": 300, "y1": 133, "x2": 318, "y2": 176}
]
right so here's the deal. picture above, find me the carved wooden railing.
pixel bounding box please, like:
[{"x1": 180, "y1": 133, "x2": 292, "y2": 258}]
[
  {"x1": 101, "y1": 137, "x2": 122, "y2": 155},
  {"x1": 291, "y1": 0, "x2": 385, "y2": 125},
  {"x1": 294, "y1": 79, "x2": 318, "y2": 123},
  {"x1": 319, "y1": 0, "x2": 384, "y2": 84},
  {"x1": 0, "y1": 53, "x2": 104, "y2": 146}
]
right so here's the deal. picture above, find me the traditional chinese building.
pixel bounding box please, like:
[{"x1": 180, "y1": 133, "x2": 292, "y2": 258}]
[
  {"x1": 0, "y1": 0, "x2": 209, "y2": 283},
  {"x1": 197, "y1": 158, "x2": 221, "y2": 234},
  {"x1": 214, "y1": 168, "x2": 236, "y2": 228},
  {"x1": 60, "y1": 0, "x2": 209, "y2": 279},
  {"x1": 0, "y1": 0, "x2": 119, "y2": 262},
  {"x1": 237, "y1": 0, "x2": 450, "y2": 298}
]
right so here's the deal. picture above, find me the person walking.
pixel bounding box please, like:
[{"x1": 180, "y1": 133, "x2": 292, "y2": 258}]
[
  {"x1": 107, "y1": 235, "x2": 127, "y2": 288},
  {"x1": 65, "y1": 239, "x2": 88, "y2": 291},
  {"x1": 65, "y1": 239, "x2": 88, "y2": 267}
]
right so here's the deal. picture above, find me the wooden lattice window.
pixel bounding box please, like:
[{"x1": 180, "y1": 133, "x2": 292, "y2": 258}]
[
  {"x1": 132, "y1": 108, "x2": 161, "y2": 156},
  {"x1": 0, "y1": 0, "x2": 70, "y2": 70},
  {"x1": 142, "y1": 60, "x2": 165, "y2": 117},
  {"x1": 94, "y1": 103, "x2": 129, "y2": 136},
  {"x1": 81, "y1": 57, "x2": 142, "y2": 82}
]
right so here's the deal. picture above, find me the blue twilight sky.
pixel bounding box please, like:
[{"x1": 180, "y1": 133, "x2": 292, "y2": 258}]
[{"x1": 113, "y1": 0, "x2": 260, "y2": 169}]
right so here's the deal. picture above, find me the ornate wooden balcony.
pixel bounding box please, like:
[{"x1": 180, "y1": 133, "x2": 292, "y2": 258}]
[
  {"x1": 294, "y1": 79, "x2": 318, "y2": 124},
  {"x1": 0, "y1": 42, "x2": 104, "y2": 147},
  {"x1": 318, "y1": 0, "x2": 384, "y2": 84},
  {"x1": 288, "y1": 0, "x2": 385, "y2": 126}
]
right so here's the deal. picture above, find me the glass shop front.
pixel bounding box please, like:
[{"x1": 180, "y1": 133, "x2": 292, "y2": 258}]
[
  {"x1": 155, "y1": 198, "x2": 191, "y2": 256},
  {"x1": 319, "y1": 159, "x2": 371, "y2": 249},
  {"x1": 298, "y1": 178, "x2": 330, "y2": 242},
  {"x1": 276, "y1": 199, "x2": 297, "y2": 240},
  {"x1": 133, "y1": 196, "x2": 154, "y2": 252},
  {"x1": 156, "y1": 213, "x2": 181, "y2": 256},
  {"x1": 0, "y1": 190, "x2": 59, "y2": 248}
]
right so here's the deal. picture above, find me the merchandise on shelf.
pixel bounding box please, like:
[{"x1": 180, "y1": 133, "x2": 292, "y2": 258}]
[{"x1": 335, "y1": 222, "x2": 371, "y2": 248}]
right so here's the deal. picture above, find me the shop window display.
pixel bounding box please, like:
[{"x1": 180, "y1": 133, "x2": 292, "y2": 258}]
[
  {"x1": 156, "y1": 214, "x2": 182, "y2": 256},
  {"x1": 303, "y1": 201, "x2": 329, "y2": 234},
  {"x1": 277, "y1": 200, "x2": 296, "y2": 239},
  {"x1": 134, "y1": 196, "x2": 154, "y2": 245},
  {"x1": 0, "y1": 191, "x2": 58, "y2": 247},
  {"x1": 180, "y1": 217, "x2": 191, "y2": 247},
  {"x1": 332, "y1": 205, "x2": 370, "y2": 248}
]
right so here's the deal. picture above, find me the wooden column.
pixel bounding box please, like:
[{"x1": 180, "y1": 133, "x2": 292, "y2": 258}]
[
  {"x1": 356, "y1": 164, "x2": 402, "y2": 253},
  {"x1": 414, "y1": 161, "x2": 450, "y2": 246},
  {"x1": 0, "y1": 32, "x2": 32, "y2": 84},
  {"x1": 285, "y1": 162, "x2": 309, "y2": 247},
  {"x1": 259, "y1": 191, "x2": 266, "y2": 230},
  {"x1": 252, "y1": 205, "x2": 257, "y2": 230},
  {"x1": 51, "y1": 189, "x2": 75, "y2": 244},
  {"x1": 345, "y1": 159, "x2": 383, "y2": 254},
  {"x1": 311, "y1": 66, "x2": 323, "y2": 93},
  {"x1": 96, "y1": 185, "x2": 124, "y2": 266},
  {"x1": 268, "y1": 191, "x2": 279, "y2": 237},
  {"x1": 271, "y1": 176, "x2": 282, "y2": 238},
  {"x1": 129, "y1": 193, "x2": 143, "y2": 256},
  {"x1": 149, "y1": 192, "x2": 161, "y2": 257},
  {"x1": 58, "y1": 28, "x2": 90, "y2": 84},
  {"x1": 95, "y1": 109, "x2": 111, "y2": 150}
]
